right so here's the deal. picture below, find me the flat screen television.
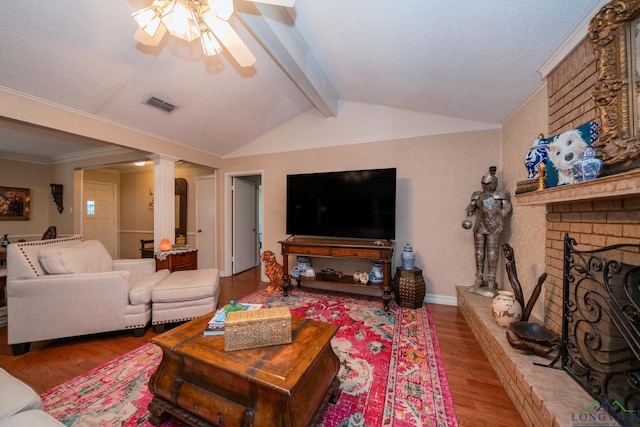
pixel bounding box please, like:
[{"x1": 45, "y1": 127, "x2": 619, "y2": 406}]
[{"x1": 286, "y1": 168, "x2": 396, "y2": 240}]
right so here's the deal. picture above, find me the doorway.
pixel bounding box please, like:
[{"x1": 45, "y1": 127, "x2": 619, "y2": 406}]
[
  {"x1": 82, "y1": 181, "x2": 117, "y2": 258},
  {"x1": 196, "y1": 175, "x2": 216, "y2": 269},
  {"x1": 224, "y1": 172, "x2": 263, "y2": 276}
]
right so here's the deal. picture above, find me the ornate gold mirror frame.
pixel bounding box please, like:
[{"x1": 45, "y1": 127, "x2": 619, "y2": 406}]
[{"x1": 590, "y1": 0, "x2": 640, "y2": 172}]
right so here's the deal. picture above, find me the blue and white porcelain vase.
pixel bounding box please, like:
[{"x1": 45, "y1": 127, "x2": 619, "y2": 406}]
[
  {"x1": 369, "y1": 262, "x2": 384, "y2": 285},
  {"x1": 571, "y1": 148, "x2": 603, "y2": 183},
  {"x1": 524, "y1": 134, "x2": 548, "y2": 179},
  {"x1": 401, "y1": 242, "x2": 416, "y2": 270},
  {"x1": 291, "y1": 256, "x2": 311, "y2": 278}
]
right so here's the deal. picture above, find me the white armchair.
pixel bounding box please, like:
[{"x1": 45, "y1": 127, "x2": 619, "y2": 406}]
[{"x1": 6, "y1": 236, "x2": 169, "y2": 355}]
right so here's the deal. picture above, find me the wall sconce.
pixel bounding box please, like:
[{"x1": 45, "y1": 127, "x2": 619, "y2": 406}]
[{"x1": 50, "y1": 184, "x2": 64, "y2": 213}]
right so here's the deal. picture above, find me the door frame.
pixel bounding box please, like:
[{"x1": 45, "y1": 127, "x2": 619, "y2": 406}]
[{"x1": 223, "y1": 170, "x2": 263, "y2": 277}]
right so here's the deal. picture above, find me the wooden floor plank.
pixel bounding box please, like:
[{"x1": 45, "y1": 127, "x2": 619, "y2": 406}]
[{"x1": 0, "y1": 267, "x2": 525, "y2": 425}]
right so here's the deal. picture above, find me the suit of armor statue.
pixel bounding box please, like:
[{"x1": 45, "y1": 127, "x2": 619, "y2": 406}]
[{"x1": 464, "y1": 166, "x2": 512, "y2": 297}]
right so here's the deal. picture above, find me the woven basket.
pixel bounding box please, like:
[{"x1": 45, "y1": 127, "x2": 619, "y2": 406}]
[{"x1": 224, "y1": 307, "x2": 292, "y2": 351}]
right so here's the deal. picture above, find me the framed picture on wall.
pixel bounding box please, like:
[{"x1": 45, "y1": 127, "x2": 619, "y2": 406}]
[
  {"x1": 545, "y1": 121, "x2": 599, "y2": 188},
  {"x1": 0, "y1": 187, "x2": 30, "y2": 220}
]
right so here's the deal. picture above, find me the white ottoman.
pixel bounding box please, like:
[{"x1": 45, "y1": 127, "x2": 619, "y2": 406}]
[{"x1": 151, "y1": 268, "x2": 220, "y2": 333}]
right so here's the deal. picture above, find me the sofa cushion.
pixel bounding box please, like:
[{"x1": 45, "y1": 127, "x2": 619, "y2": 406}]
[
  {"x1": 0, "y1": 368, "x2": 43, "y2": 419},
  {"x1": 129, "y1": 269, "x2": 170, "y2": 305},
  {"x1": 152, "y1": 268, "x2": 219, "y2": 303},
  {"x1": 0, "y1": 410, "x2": 65, "y2": 427},
  {"x1": 39, "y1": 240, "x2": 112, "y2": 275}
]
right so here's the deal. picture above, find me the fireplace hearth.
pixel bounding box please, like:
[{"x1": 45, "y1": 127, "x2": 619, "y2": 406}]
[{"x1": 560, "y1": 233, "x2": 640, "y2": 425}]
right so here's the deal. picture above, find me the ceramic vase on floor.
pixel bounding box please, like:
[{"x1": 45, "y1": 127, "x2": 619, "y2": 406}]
[
  {"x1": 401, "y1": 242, "x2": 415, "y2": 270},
  {"x1": 491, "y1": 291, "x2": 522, "y2": 328}
]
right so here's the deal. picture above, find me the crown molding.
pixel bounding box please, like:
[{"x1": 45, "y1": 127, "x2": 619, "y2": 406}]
[{"x1": 537, "y1": 0, "x2": 609, "y2": 78}]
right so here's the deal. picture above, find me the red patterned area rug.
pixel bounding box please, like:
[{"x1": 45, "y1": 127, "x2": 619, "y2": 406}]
[{"x1": 42, "y1": 287, "x2": 458, "y2": 427}]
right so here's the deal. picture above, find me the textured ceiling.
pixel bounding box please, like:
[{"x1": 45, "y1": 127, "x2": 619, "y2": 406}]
[{"x1": 0, "y1": 0, "x2": 606, "y2": 162}]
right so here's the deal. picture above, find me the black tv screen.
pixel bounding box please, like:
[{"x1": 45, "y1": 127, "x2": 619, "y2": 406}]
[{"x1": 286, "y1": 168, "x2": 396, "y2": 240}]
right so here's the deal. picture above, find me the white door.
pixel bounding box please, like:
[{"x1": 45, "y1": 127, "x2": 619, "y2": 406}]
[
  {"x1": 83, "y1": 181, "x2": 116, "y2": 257},
  {"x1": 196, "y1": 175, "x2": 216, "y2": 269},
  {"x1": 232, "y1": 177, "x2": 257, "y2": 274}
]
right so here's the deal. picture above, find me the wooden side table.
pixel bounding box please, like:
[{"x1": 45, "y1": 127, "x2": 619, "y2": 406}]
[
  {"x1": 155, "y1": 250, "x2": 198, "y2": 272},
  {"x1": 392, "y1": 267, "x2": 426, "y2": 309}
]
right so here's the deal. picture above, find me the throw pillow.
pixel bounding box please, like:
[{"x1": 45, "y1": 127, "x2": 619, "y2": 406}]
[{"x1": 39, "y1": 240, "x2": 113, "y2": 275}]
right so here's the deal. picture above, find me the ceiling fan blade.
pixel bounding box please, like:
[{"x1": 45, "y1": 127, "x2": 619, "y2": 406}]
[
  {"x1": 214, "y1": 0, "x2": 234, "y2": 21},
  {"x1": 245, "y1": 0, "x2": 295, "y2": 7},
  {"x1": 203, "y1": 13, "x2": 256, "y2": 67}
]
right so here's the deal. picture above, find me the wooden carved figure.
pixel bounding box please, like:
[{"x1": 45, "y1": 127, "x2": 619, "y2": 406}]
[{"x1": 261, "y1": 250, "x2": 284, "y2": 292}]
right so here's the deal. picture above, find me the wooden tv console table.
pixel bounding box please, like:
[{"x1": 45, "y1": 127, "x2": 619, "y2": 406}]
[{"x1": 279, "y1": 237, "x2": 395, "y2": 310}]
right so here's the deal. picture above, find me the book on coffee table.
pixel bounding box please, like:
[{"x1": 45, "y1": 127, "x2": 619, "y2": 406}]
[{"x1": 204, "y1": 303, "x2": 264, "y2": 336}]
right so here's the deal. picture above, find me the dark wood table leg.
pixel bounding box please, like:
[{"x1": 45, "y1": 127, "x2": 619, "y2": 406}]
[
  {"x1": 147, "y1": 397, "x2": 171, "y2": 426},
  {"x1": 382, "y1": 261, "x2": 392, "y2": 311},
  {"x1": 282, "y1": 275, "x2": 290, "y2": 297}
]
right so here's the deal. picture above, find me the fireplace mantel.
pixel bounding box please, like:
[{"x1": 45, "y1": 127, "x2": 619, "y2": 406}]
[{"x1": 515, "y1": 168, "x2": 640, "y2": 206}]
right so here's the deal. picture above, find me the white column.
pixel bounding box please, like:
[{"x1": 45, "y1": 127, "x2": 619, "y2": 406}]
[{"x1": 149, "y1": 154, "x2": 180, "y2": 252}]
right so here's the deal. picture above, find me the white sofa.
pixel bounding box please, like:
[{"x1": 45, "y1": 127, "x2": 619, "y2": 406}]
[
  {"x1": 6, "y1": 236, "x2": 170, "y2": 355},
  {"x1": 0, "y1": 368, "x2": 64, "y2": 426}
]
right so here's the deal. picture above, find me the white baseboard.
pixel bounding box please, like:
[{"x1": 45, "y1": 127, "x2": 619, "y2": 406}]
[{"x1": 424, "y1": 293, "x2": 458, "y2": 306}]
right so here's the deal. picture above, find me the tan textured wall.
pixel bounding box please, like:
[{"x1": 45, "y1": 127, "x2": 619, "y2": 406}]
[
  {"x1": 501, "y1": 86, "x2": 549, "y2": 321},
  {"x1": 0, "y1": 159, "x2": 55, "y2": 240},
  {"x1": 116, "y1": 163, "x2": 215, "y2": 259},
  {"x1": 220, "y1": 129, "x2": 502, "y2": 300}
]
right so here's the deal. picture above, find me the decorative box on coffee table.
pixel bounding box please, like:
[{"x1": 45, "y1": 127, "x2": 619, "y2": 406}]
[
  {"x1": 148, "y1": 314, "x2": 341, "y2": 427},
  {"x1": 392, "y1": 267, "x2": 426, "y2": 309},
  {"x1": 225, "y1": 307, "x2": 292, "y2": 351}
]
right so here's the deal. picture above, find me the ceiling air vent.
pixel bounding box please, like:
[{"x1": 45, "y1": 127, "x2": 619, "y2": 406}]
[{"x1": 145, "y1": 96, "x2": 176, "y2": 113}]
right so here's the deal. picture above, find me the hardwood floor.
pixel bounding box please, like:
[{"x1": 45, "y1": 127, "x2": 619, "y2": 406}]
[{"x1": 0, "y1": 267, "x2": 524, "y2": 426}]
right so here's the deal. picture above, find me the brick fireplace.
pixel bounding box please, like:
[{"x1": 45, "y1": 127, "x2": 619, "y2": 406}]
[
  {"x1": 457, "y1": 169, "x2": 640, "y2": 426},
  {"x1": 457, "y1": 20, "x2": 640, "y2": 424},
  {"x1": 517, "y1": 170, "x2": 640, "y2": 337}
]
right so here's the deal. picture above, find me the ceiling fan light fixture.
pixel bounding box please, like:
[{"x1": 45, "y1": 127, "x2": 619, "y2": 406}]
[
  {"x1": 161, "y1": 0, "x2": 201, "y2": 42},
  {"x1": 132, "y1": 0, "x2": 294, "y2": 67},
  {"x1": 132, "y1": 6, "x2": 161, "y2": 29},
  {"x1": 133, "y1": 24, "x2": 167, "y2": 46},
  {"x1": 200, "y1": 29, "x2": 223, "y2": 56}
]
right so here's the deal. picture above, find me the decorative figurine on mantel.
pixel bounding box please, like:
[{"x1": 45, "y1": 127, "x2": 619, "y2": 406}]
[
  {"x1": 261, "y1": 250, "x2": 284, "y2": 292},
  {"x1": 536, "y1": 163, "x2": 547, "y2": 191},
  {"x1": 463, "y1": 166, "x2": 512, "y2": 297}
]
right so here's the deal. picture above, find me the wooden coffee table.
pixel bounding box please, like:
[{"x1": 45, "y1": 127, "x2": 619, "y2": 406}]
[{"x1": 148, "y1": 314, "x2": 341, "y2": 427}]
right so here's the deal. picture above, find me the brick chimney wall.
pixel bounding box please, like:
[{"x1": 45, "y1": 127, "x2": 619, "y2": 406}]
[{"x1": 543, "y1": 38, "x2": 640, "y2": 333}]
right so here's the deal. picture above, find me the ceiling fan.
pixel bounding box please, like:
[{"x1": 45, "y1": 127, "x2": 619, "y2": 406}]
[{"x1": 132, "y1": 0, "x2": 295, "y2": 67}]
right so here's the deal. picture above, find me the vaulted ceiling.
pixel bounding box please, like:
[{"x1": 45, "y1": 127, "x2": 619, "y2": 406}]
[{"x1": 0, "y1": 0, "x2": 606, "y2": 163}]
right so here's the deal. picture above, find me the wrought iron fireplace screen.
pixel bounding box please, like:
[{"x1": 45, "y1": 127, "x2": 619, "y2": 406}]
[{"x1": 562, "y1": 233, "x2": 640, "y2": 423}]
